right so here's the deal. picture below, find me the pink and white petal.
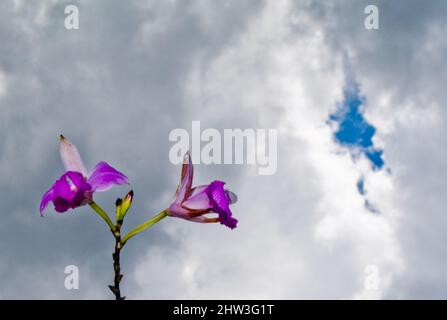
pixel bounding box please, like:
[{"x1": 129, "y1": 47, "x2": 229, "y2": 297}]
[
  {"x1": 40, "y1": 186, "x2": 55, "y2": 216},
  {"x1": 174, "y1": 151, "x2": 194, "y2": 203},
  {"x1": 59, "y1": 135, "x2": 87, "y2": 176},
  {"x1": 87, "y1": 161, "x2": 129, "y2": 192},
  {"x1": 182, "y1": 187, "x2": 212, "y2": 211},
  {"x1": 189, "y1": 185, "x2": 208, "y2": 197}
]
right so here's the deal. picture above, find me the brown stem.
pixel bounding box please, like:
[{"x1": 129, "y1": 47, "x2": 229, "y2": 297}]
[{"x1": 109, "y1": 222, "x2": 125, "y2": 300}]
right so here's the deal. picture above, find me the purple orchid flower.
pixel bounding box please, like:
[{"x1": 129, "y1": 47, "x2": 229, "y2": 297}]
[
  {"x1": 167, "y1": 152, "x2": 238, "y2": 229},
  {"x1": 40, "y1": 135, "x2": 129, "y2": 215}
]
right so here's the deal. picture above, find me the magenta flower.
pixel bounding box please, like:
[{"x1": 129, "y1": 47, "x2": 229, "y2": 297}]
[
  {"x1": 167, "y1": 152, "x2": 238, "y2": 229},
  {"x1": 40, "y1": 135, "x2": 129, "y2": 215}
]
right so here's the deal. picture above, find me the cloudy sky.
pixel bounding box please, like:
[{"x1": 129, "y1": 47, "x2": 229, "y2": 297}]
[{"x1": 1, "y1": 0, "x2": 446, "y2": 299}]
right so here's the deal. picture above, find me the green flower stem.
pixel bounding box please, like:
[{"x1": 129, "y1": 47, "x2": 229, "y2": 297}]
[
  {"x1": 89, "y1": 201, "x2": 116, "y2": 232},
  {"x1": 121, "y1": 209, "x2": 168, "y2": 245}
]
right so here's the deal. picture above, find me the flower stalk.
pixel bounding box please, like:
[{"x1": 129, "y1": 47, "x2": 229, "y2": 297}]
[
  {"x1": 40, "y1": 136, "x2": 238, "y2": 300},
  {"x1": 89, "y1": 201, "x2": 116, "y2": 232},
  {"x1": 109, "y1": 208, "x2": 125, "y2": 300},
  {"x1": 110, "y1": 236, "x2": 124, "y2": 300},
  {"x1": 121, "y1": 209, "x2": 168, "y2": 245},
  {"x1": 89, "y1": 196, "x2": 168, "y2": 300}
]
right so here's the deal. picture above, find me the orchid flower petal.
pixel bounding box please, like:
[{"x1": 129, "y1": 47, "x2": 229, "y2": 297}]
[
  {"x1": 206, "y1": 181, "x2": 238, "y2": 229},
  {"x1": 39, "y1": 187, "x2": 55, "y2": 215},
  {"x1": 181, "y1": 181, "x2": 238, "y2": 229},
  {"x1": 53, "y1": 197, "x2": 71, "y2": 213},
  {"x1": 53, "y1": 176, "x2": 76, "y2": 200},
  {"x1": 189, "y1": 185, "x2": 208, "y2": 197},
  {"x1": 222, "y1": 216, "x2": 238, "y2": 229},
  {"x1": 188, "y1": 216, "x2": 220, "y2": 224},
  {"x1": 182, "y1": 186, "x2": 211, "y2": 211},
  {"x1": 174, "y1": 151, "x2": 193, "y2": 204},
  {"x1": 87, "y1": 161, "x2": 129, "y2": 192},
  {"x1": 54, "y1": 171, "x2": 85, "y2": 200},
  {"x1": 59, "y1": 135, "x2": 87, "y2": 176},
  {"x1": 167, "y1": 202, "x2": 191, "y2": 218}
]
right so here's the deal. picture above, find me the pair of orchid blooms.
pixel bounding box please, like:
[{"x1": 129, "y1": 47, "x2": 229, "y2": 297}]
[{"x1": 40, "y1": 135, "x2": 238, "y2": 299}]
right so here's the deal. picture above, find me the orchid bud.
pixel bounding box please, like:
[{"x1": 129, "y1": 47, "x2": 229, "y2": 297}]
[{"x1": 118, "y1": 190, "x2": 133, "y2": 222}]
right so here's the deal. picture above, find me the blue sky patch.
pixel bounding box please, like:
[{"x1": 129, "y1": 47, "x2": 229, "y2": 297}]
[
  {"x1": 356, "y1": 177, "x2": 365, "y2": 195},
  {"x1": 329, "y1": 82, "x2": 386, "y2": 213},
  {"x1": 329, "y1": 83, "x2": 385, "y2": 170}
]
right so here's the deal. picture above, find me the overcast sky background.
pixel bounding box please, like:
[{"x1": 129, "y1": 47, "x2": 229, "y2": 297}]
[{"x1": 1, "y1": 0, "x2": 446, "y2": 299}]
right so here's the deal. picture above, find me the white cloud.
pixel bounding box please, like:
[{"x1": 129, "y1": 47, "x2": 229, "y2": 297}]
[{"x1": 130, "y1": 0, "x2": 404, "y2": 299}]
